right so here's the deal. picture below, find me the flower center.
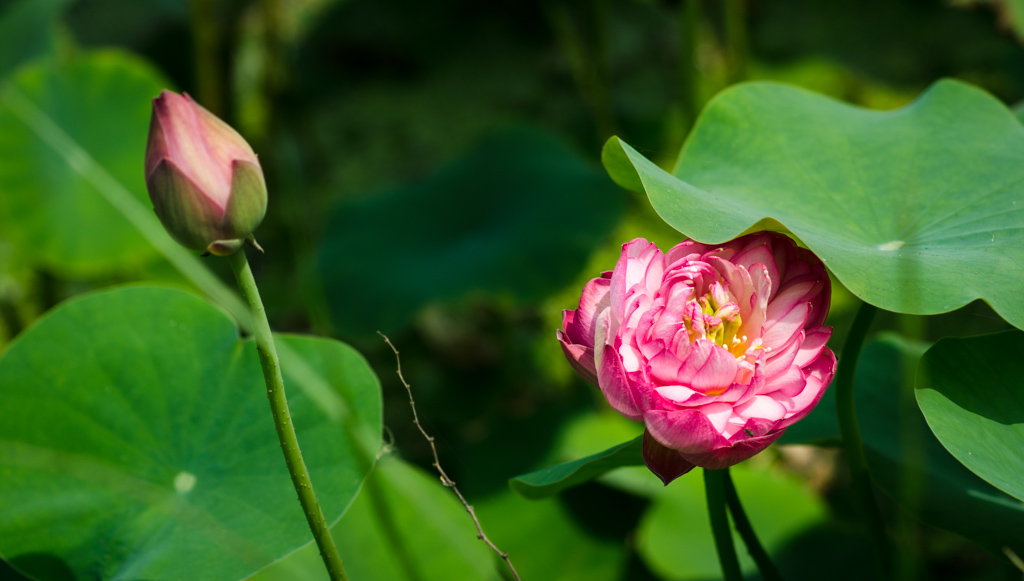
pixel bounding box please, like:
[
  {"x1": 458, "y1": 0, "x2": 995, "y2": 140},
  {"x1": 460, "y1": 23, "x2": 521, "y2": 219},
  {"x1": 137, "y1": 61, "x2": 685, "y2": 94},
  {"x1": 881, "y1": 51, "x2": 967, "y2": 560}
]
[{"x1": 683, "y1": 283, "x2": 748, "y2": 357}]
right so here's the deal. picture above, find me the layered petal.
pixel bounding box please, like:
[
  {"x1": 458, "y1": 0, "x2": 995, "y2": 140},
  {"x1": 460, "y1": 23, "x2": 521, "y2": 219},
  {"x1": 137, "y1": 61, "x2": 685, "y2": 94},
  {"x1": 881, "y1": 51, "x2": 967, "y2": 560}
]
[
  {"x1": 557, "y1": 231, "x2": 834, "y2": 477},
  {"x1": 679, "y1": 429, "x2": 784, "y2": 470},
  {"x1": 594, "y1": 309, "x2": 643, "y2": 420}
]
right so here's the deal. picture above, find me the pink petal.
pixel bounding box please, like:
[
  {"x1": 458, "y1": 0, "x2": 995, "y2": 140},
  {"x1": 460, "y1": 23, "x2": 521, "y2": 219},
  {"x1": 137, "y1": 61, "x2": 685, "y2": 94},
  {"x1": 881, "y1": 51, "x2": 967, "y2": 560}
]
[
  {"x1": 761, "y1": 330, "x2": 804, "y2": 380},
  {"x1": 665, "y1": 239, "x2": 710, "y2": 264},
  {"x1": 736, "y1": 416, "x2": 776, "y2": 439},
  {"x1": 657, "y1": 380, "x2": 753, "y2": 407},
  {"x1": 733, "y1": 243, "x2": 780, "y2": 301},
  {"x1": 700, "y1": 401, "x2": 735, "y2": 435},
  {"x1": 793, "y1": 327, "x2": 832, "y2": 368},
  {"x1": 557, "y1": 331, "x2": 597, "y2": 386},
  {"x1": 643, "y1": 249, "x2": 666, "y2": 296},
  {"x1": 677, "y1": 340, "x2": 738, "y2": 393},
  {"x1": 770, "y1": 279, "x2": 816, "y2": 311},
  {"x1": 643, "y1": 429, "x2": 695, "y2": 485},
  {"x1": 655, "y1": 384, "x2": 698, "y2": 403},
  {"x1": 679, "y1": 430, "x2": 783, "y2": 470},
  {"x1": 761, "y1": 301, "x2": 811, "y2": 351},
  {"x1": 734, "y1": 395, "x2": 788, "y2": 423},
  {"x1": 643, "y1": 408, "x2": 725, "y2": 453},
  {"x1": 649, "y1": 351, "x2": 683, "y2": 385},
  {"x1": 611, "y1": 240, "x2": 662, "y2": 324},
  {"x1": 777, "y1": 348, "x2": 837, "y2": 428},
  {"x1": 742, "y1": 263, "x2": 772, "y2": 336},
  {"x1": 761, "y1": 365, "x2": 807, "y2": 397},
  {"x1": 563, "y1": 275, "x2": 611, "y2": 348},
  {"x1": 594, "y1": 309, "x2": 643, "y2": 420},
  {"x1": 151, "y1": 91, "x2": 250, "y2": 209},
  {"x1": 708, "y1": 257, "x2": 753, "y2": 307}
]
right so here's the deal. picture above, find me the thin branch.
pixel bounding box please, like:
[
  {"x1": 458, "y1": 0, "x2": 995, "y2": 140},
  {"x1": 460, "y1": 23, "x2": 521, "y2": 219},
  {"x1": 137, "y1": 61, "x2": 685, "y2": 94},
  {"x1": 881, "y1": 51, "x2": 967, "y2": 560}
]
[{"x1": 379, "y1": 332, "x2": 522, "y2": 581}]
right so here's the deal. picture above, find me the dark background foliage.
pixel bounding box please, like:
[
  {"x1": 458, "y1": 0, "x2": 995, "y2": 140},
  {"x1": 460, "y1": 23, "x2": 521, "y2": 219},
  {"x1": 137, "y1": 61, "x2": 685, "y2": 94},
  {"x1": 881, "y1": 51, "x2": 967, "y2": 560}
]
[{"x1": 1, "y1": 0, "x2": 1022, "y2": 579}]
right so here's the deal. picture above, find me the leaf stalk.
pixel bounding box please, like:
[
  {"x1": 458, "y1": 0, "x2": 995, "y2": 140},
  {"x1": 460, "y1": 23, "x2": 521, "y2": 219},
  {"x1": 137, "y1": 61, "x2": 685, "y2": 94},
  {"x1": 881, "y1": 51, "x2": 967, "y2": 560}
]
[
  {"x1": 836, "y1": 301, "x2": 891, "y2": 579},
  {"x1": 227, "y1": 249, "x2": 348, "y2": 581},
  {"x1": 704, "y1": 467, "x2": 743, "y2": 581}
]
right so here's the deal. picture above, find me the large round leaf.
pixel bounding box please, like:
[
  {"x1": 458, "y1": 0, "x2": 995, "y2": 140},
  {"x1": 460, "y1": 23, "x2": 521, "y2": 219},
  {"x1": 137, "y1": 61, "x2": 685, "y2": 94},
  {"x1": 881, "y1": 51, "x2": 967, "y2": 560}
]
[
  {"x1": 0, "y1": 286, "x2": 381, "y2": 581},
  {"x1": 603, "y1": 79, "x2": 1024, "y2": 328},
  {"x1": 0, "y1": 50, "x2": 167, "y2": 275},
  {"x1": 917, "y1": 331, "x2": 1024, "y2": 503},
  {"x1": 318, "y1": 128, "x2": 627, "y2": 337}
]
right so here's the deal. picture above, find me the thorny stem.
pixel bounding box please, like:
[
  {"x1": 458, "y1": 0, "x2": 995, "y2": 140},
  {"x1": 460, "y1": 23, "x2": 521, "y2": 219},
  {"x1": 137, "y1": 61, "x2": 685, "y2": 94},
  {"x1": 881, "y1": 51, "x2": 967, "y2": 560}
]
[
  {"x1": 704, "y1": 468, "x2": 742, "y2": 581},
  {"x1": 379, "y1": 332, "x2": 522, "y2": 581},
  {"x1": 836, "y1": 301, "x2": 891, "y2": 579},
  {"x1": 722, "y1": 468, "x2": 783, "y2": 581},
  {"x1": 228, "y1": 249, "x2": 348, "y2": 581}
]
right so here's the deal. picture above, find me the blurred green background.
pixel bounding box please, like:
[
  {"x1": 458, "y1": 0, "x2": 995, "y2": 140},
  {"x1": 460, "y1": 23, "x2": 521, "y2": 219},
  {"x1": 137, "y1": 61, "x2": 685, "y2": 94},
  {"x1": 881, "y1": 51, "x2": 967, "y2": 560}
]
[{"x1": 1, "y1": 0, "x2": 1024, "y2": 579}]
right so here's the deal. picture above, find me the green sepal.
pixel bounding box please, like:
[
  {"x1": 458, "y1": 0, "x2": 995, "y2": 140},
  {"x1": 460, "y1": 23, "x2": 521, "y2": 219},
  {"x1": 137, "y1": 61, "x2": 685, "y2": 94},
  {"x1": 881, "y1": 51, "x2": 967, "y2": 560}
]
[
  {"x1": 224, "y1": 159, "x2": 268, "y2": 239},
  {"x1": 146, "y1": 158, "x2": 224, "y2": 250},
  {"x1": 207, "y1": 239, "x2": 243, "y2": 256}
]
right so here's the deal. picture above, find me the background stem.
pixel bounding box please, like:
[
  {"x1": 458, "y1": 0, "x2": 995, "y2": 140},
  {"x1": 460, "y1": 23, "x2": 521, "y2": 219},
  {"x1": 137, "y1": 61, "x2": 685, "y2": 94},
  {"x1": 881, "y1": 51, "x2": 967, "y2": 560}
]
[
  {"x1": 723, "y1": 468, "x2": 783, "y2": 581},
  {"x1": 227, "y1": 249, "x2": 349, "y2": 581},
  {"x1": 189, "y1": 0, "x2": 223, "y2": 116},
  {"x1": 704, "y1": 468, "x2": 742, "y2": 581},
  {"x1": 724, "y1": 0, "x2": 747, "y2": 84},
  {"x1": 678, "y1": 0, "x2": 700, "y2": 134},
  {"x1": 836, "y1": 301, "x2": 891, "y2": 579}
]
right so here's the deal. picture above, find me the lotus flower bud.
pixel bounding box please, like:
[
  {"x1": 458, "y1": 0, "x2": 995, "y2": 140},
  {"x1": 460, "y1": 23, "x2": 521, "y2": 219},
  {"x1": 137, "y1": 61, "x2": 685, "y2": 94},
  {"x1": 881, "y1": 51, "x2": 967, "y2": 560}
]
[
  {"x1": 558, "y1": 232, "x2": 836, "y2": 484},
  {"x1": 144, "y1": 90, "x2": 267, "y2": 255}
]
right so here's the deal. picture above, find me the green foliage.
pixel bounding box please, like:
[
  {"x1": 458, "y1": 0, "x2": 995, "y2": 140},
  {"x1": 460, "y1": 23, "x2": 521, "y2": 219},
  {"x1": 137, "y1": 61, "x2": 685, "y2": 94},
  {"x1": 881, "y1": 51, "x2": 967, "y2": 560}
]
[
  {"x1": 917, "y1": 331, "x2": 1024, "y2": 504},
  {"x1": 474, "y1": 490, "x2": 628, "y2": 581},
  {"x1": 509, "y1": 435, "x2": 641, "y2": 499},
  {"x1": 512, "y1": 335, "x2": 1024, "y2": 557},
  {"x1": 2, "y1": 0, "x2": 1024, "y2": 578},
  {"x1": 0, "y1": 0, "x2": 71, "y2": 79},
  {"x1": 859, "y1": 336, "x2": 1024, "y2": 556},
  {"x1": 0, "y1": 286, "x2": 381, "y2": 581},
  {"x1": 637, "y1": 463, "x2": 826, "y2": 580},
  {"x1": 778, "y1": 334, "x2": 1024, "y2": 555},
  {"x1": 0, "y1": 50, "x2": 167, "y2": 275},
  {"x1": 604, "y1": 80, "x2": 1024, "y2": 329},
  {"x1": 252, "y1": 455, "x2": 499, "y2": 581},
  {"x1": 318, "y1": 128, "x2": 626, "y2": 337}
]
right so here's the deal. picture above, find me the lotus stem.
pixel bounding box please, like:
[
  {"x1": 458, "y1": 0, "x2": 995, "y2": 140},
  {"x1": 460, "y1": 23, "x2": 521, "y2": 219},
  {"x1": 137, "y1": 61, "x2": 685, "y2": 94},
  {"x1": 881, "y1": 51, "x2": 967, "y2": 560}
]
[
  {"x1": 724, "y1": 0, "x2": 748, "y2": 84},
  {"x1": 227, "y1": 249, "x2": 349, "y2": 581},
  {"x1": 836, "y1": 301, "x2": 890, "y2": 579},
  {"x1": 704, "y1": 468, "x2": 743, "y2": 581},
  {"x1": 723, "y1": 468, "x2": 783, "y2": 581},
  {"x1": 679, "y1": 0, "x2": 700, "y2": 133}
]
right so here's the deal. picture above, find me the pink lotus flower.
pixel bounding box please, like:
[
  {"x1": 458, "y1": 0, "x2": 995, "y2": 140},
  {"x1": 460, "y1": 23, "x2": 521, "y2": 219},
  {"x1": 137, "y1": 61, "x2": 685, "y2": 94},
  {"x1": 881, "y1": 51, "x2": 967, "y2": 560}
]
[
  {"x1": 558, "y1": 233, "x2": 836, "y2": 483},
  {"x1": 145, "y1": 90, "x2": 267, "y2": 255}
]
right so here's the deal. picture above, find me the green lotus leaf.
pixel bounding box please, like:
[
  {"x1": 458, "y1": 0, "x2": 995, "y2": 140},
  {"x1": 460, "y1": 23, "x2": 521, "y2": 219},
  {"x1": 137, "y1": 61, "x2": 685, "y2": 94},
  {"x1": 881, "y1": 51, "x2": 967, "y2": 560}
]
[
  {"x1": 0, "y1": 286, "x2": 381, "y2": 580},
  {"x1": 604, "y1": 79, "x2": 1024, "y2": 329},
  {"x1": 0, "y1": 50, "x2": 167, "y2": 275},
  {"x1": 917, "y1": 331, "x2": 1024, "y2": 504}
]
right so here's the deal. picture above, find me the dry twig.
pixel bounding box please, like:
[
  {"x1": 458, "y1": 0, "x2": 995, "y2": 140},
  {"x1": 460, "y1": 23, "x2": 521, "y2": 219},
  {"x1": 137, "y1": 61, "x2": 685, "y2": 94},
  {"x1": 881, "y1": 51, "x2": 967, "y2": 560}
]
[{"x1": 379, "y1": 332, "x2": 522, "y2": 581}]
